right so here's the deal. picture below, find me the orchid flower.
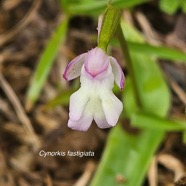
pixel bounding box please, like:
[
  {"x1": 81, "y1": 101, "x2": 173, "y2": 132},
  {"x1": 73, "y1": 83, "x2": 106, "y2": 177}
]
[
  {"x1": 63, "y1": 14, "x2": 125, "y2": 131},
  {"x1": 63, "y1": 47, "x2": 125, "y2": 131}
]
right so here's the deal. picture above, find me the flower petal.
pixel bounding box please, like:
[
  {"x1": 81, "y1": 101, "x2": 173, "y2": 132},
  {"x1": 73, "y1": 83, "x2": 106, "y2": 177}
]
[
  {"x1": 63, "y1": 53, "x2": 86, "y2": 81},
  {"x1": 101, "y1": 91, "x2": 123, "y2": 126},
  {"x1": 84, "y1": 47, "x2": 109, "y2": 77},
  {"x1": 110, "y1": 56, "x2": 125, "y2": 89},
  {"x1": 68, "y1": 114, "x2": 93, "y2": 131},
  {"x1": 94, "y1": 64, "x2": 114, "y2": 84},
  {"x1": 69, "y1": 88, "x2": 89, "y2": 121},
  {"x1": 68, "y1": 99, "x2": 94, "y2": 131},
  {"x1": 94, "y1": 98, "x2": 112, "y2": 129}
]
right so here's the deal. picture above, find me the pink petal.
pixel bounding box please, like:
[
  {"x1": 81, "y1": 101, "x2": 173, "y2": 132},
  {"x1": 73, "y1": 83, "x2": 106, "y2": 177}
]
[
  {"x1": 101, "y1": 91, "x2": 123, "y2": 126},
  {"x1": 69, "y1": 88, "x2": 89, "y2": 121},
  {"x1": 82, "y1": 62, "x2": 114, "y2": 84},
  {"x1": 63, "y1": 53, "x2": 86, "y2": 81},
  {"x1": 110, "y1": 57, "x2": 125, "y2": 89},
  {"x1": 94, "y1": 63, "x2": 113, "y2": 81},
  {"x1": 84, "y1": 47, "x2": 109, "y2": 77}
]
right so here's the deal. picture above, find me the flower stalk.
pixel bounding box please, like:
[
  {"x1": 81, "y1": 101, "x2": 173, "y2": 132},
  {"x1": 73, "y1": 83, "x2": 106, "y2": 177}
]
[
  {"x1": 117, "y1": 24, "x2": 142, "y2": 108},
  {"x1": 98, "y1": 4, "x2": 121, "y2": 52},
  {"x1": 99, "y1": 4, "x2": 142, "y2": 108}
]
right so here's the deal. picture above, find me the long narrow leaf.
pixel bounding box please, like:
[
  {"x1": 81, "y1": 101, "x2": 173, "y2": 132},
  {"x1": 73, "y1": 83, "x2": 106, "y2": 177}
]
[
  {"x1": 26, "y1": 17, "x2": 68, "y2": 110},
  {"x1": 67, "y1": 0, "x2": 150, "y2": 15},
  {"x1": 131, "y1": 112, "x2": 186, "y2": 131},
  {"x1": 128, "y1": 42, "x2": 186, "y2": 63}
]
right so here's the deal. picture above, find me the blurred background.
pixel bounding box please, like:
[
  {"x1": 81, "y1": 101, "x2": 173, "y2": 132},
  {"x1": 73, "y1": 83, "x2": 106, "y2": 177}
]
[{"x1": 0, "y1": 0, "x2": 186, "y2": 186}]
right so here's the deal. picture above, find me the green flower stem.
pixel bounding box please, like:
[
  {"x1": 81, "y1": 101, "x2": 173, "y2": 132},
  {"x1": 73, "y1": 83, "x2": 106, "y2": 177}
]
[
  {"x1": 98, "y1": 4, "x2": 121, "y2": 51},
  {"x1": 98, "y1": 4, "x2": 141, "y2": 108},
  {"x1": 117, "y1": 25, "x2": 142, "y2": 108}
]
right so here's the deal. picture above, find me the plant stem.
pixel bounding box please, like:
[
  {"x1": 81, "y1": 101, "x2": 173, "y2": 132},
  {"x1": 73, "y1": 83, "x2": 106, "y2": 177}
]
[
  {"x1": 117, "y1": 24, "x2": 142, "y2": 108},
  {"x1": 98, "y1": 4, "x2": 121, "y2": 52}
]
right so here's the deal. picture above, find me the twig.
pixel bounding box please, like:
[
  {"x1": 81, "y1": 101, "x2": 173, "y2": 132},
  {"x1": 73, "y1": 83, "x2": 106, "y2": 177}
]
[
  {"x1": 0, "y1": 73, "x2": 40, "y2": 150},
  {"x1": 158, "y1": 154, "x2": 185, "y2": 181},
  {"x1": 148, "y1": 157, "x2": 158, "y2": 186},
  {"x1": 166, "y1": 73, "x2": 186, "y2": 105},
  {"x1": 70, "y1": 30, "x2": 96, "y2": 43},
  {"x1": 0, "y1": 0, "x2": 42, "y2": 46},
  {"x1": 2, "y1": 0, "x2": 22, "y2": 10},
  {"x1": 135, "y1": 11, "x2": 186, "y2": 53},
  {"x1": 135, "y1": 11, "x2": 162, "y2": 45},
  {"x1": 44, "y1": 174, "x2": 53, "y2": 186},
  {"x1": 73, "y1": 161, "x2": 96, "y2": 186}
]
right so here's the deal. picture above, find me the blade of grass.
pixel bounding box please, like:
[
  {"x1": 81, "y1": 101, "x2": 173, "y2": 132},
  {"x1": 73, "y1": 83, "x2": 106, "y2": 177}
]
[
  {"x1": 159, "y1": 0, "x2": 180, "y2": 15},
  {"x1": 131, "y1": 112, "x2": 186, "y2": 131},
  {"x1": 25, "y1": 17, "x2": 69, "y2": 110},
  {"x1": 111, "y1": 35, "x2": 186, "y2": 63},
  {"x1": 128, "y1": 42, "x2": 186, "y2": 63},
  {"x1": 67, "y1": 0, "x2": 150, "y2": 15}
]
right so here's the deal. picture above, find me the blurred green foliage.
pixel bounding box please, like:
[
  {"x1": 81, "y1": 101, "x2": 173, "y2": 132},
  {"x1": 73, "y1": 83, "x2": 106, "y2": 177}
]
[
  {"x1": 26, "y1": 17, "x2": 68, "y2": 109},
  {"x1": 61, "y1": 0, "x2": 150, "y2": 15},
  {"x1": 160, "y1": 0, "x2": 186, "y2": 14}
]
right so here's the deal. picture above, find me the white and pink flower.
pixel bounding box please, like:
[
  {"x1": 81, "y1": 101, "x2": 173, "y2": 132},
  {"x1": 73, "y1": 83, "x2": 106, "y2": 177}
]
[{"x1": 63, "y1": 47, "x2": 125, "y2": 131}]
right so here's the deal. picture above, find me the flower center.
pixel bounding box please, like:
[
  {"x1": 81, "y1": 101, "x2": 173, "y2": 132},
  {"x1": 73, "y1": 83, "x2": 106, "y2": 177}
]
[{"x1": 84, "y1": 47, "x2": 109, "y2": 77}]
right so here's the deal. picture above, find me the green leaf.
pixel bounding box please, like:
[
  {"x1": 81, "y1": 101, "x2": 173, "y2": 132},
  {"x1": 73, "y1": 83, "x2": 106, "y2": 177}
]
[
  {"x1": 91, "y1": 125, "x2": 164, "y2": 186},
  {"x1": 131, "y1": 112, "x2": 186, "y2": 131},
  {"x1": 59, "y1": 0, "x2": 69, "y2": 12},
  {"x1": 121, "y1": 21, "x2": 171, "y2": 117},
  {"x1": 121, "y1": 78, "x2": 139, "y2": 118},
  {"x1": 129, "y1": 52, "x2": 170, "y2": 116},
  {"x1": 160, "y1": 0, "x2": 180, "y2": 14},
  {"x1": 25, "y1": 17, "x2": 69, "y2": 110},
  {"x1": 128, "y1": 42, "x2": 186, "y2": 63},
  {"x1": 111, "y1": 39, "x2": 186, "y2": 63},
  {"x1": 181, "y1": 0, "x2": 186, "y2": 12},
  {"x1": 119, "y1": 21, "x2": 144, "y2": 43},
  {"x1": 67, "y1": 0, "x2": 150, "y2": 15}
]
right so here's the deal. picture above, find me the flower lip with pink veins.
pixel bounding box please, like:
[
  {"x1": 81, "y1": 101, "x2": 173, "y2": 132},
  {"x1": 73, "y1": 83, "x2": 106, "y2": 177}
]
[{"x1": 84, "y1": 47, "x2": 109, "y2": 78}]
